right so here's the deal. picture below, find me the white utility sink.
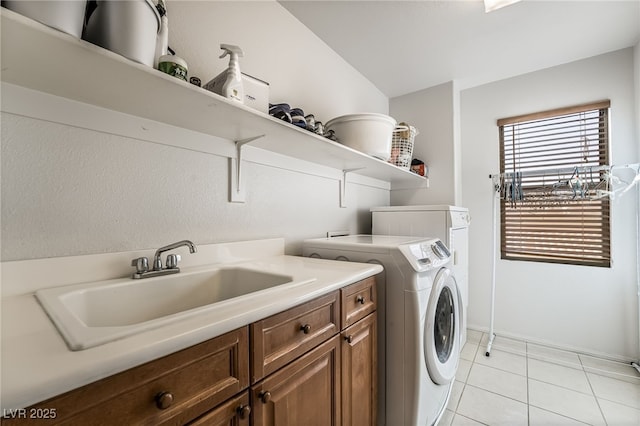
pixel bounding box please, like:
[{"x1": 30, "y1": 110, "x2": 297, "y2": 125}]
[{"x1": 36, "y1": 266, "x2": 307, "y2": 351}]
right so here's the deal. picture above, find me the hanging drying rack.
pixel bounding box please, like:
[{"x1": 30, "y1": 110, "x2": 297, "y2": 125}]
[
  {"x1": 485, "y1": 163, "x2": 640, "y2": 372},
  {"x1": 492, "y1": 164, "x2": 635, "y2": 202}
]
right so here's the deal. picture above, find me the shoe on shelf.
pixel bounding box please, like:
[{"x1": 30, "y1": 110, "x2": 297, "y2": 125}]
[
  {"x1": 290, "y1": 107, "x2": 307, "y2": 128},
  {"x1": 269, "y1": 103, "x2": 292, "y2": 123}
]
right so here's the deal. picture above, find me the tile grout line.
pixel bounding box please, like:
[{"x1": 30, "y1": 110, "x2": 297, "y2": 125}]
[
  {"x1": 455, "y1": 331, "x2": 491, "y2": 425},
  {"x1": 522, "y1": 350, "x2": 603, "y2": 426},
  {"x1": 462, "y1": 383, "x2": 530, "y2": 407},
  {"x1": 526, "y1": 341, "x2": 530, "y2": 426},
  {"x1": 580, "y1": 354, "x2": 610, "y2": 426},
  {"x1": 460, "y1": 331, "x2": 640, "y2": 425},
  {"x1": 581, "y1": 363, "x2": 640, "y2": 383},
  {"x1": 456, "y1": 333, "x2": 482, "y2": 421},
  {"x1": 478, "y1": 336, "x2": 584, "y2": 424}
]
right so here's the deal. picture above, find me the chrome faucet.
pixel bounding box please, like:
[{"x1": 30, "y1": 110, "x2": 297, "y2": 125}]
[
  {"x1": 152, "y1": 240, "x2": 197, "y2": 270},
  {"x1": 131, "y1": 240, "x2": 197, "y2": 279}
]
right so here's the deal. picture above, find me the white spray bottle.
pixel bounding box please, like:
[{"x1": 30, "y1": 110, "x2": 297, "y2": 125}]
[
  {"x1": 202, "y1": 44, "x2": 244, "y2": 103},
  {"x1": 218, "y1": 44, "x2": 244, "y2": 102}
]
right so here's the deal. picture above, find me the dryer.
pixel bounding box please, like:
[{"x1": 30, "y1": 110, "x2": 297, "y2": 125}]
[
  {"x1": 371, "y1": 205, "x2": 470, "y2": 345},
  {"x1": 303, "y1": 235, "x2": 461, "y2": 426}
]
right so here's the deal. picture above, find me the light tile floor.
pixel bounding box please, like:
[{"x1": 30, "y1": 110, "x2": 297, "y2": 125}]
[{"x1": 440, "y1": 330, "x2": 640, "y2": 425}]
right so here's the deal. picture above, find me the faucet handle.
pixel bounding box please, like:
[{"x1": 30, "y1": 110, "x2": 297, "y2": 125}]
[
  {"x1": 131, "y1": 257, "x2": 149, "y2": 274},
  {"x1": 166, "y1": 254, "x2": 181, "y2": 269}
]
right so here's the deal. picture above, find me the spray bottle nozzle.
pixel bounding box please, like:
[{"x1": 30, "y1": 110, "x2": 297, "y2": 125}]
[
  {"x1": 219, "y1": 44, "x2": 244, "y2": 59},
  {"x1": 155, "y1": 0, "x2": 166, "y2": 17}
]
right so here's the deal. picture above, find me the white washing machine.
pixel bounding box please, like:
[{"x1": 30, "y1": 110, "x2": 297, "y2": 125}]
[
  {"x1": 303, "y1": 235, "x2": 461, "y2": 426},
  {"x1": 371, "y1": 205, "x2": 470, "y2": 346}
]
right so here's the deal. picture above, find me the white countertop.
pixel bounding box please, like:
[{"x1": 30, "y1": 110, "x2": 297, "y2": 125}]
[{"x1": 1, "y1": 240, "x2": 382, "y2": 410}]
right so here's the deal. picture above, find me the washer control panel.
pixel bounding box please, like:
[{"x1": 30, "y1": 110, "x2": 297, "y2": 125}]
[{"x1": 398, "y1": 238, "x2": 451, "y2": 272}]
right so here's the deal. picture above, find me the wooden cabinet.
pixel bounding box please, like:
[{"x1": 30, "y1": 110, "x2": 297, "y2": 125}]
[
  {"x1": 3, "y1": 277, "x2": 378, "y2": 426},
  {"x1": 251, "y1": 336, "x2": 341, "y2": 426},
  {"x1": 249, "y1": 276, "x2": 378, "y2": 426},
  {"x1": 1, "y1": 327, "x2": 249, "y2": 426},
  {"x1": 340, "y1": 276, "x2": 378, "y2": 426}
]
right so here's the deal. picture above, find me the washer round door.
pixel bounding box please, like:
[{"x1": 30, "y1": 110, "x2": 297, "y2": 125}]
[{"x1": 424, "y1": 267, "x2": 460, "y2": 385}]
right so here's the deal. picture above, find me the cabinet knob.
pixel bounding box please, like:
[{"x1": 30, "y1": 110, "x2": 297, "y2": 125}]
[
  {"x1": 300, "y1": 324, "x2": 311, "y2": 334},
  {"x1": 237, "y1": 404, "x2": 251, "y2": 419},
  {"x1": 259, "y1": 391, "x2": 272, "y2": 404},
  {"x1": 345, "y1": 335, "x2": 353, "y2": 344},
  {"x1": 356, "y1": 295, "x2": 366, "y2": 304},
  {"x1": 155, "y1": 391, "x2": 174, "y2": 410}
]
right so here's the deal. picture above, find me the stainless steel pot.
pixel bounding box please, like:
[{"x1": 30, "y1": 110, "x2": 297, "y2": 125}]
[
  {"x1": 83, "y1": 0, "x2": 161, "y2": 67},
  {"x1": 3, "y1": 0, "x2": 87, "y2": 38}
]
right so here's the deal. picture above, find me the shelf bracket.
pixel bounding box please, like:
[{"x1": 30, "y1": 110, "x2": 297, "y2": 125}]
[
  {"x1": 340, "y1": 168, "x2": 365, "y2": 208},
  {"x1": 229, "y1": 134, "x2": 266, "y2": 203}
]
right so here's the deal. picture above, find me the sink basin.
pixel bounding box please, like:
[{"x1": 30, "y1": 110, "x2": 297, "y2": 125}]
[{"x1": 36, "y1": 266, "x2": 303, "y2": 351}]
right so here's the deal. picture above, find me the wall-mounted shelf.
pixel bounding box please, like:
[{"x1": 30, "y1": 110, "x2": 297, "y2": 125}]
[{"x1": 0, "y1": 8, "x2": 427, "y2": 202}]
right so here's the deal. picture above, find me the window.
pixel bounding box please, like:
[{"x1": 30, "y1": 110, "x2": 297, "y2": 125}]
[{"x1": 498, "y1": 101, "x2": 611, "y2": 267}]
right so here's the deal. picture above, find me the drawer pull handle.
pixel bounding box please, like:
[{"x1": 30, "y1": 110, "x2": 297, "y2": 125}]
[
  {"x1": 237, "y1": 404, "x2": 251, "y2": 419},
  {"x1": 300, "y1": 324, "x2": 311, "y2": 334},
  {"x1": 345, "y1": 335, "x2": 353, "y2": 344},
  {"x1": 356, "y1": 295, "x2": 366, "y2": 304},
  {"x1": 259, "y1": 391, "x2": 272, "y2": 404},
  {"x1": 155, "y1": 391, "x2": 174, "y2": 410}
]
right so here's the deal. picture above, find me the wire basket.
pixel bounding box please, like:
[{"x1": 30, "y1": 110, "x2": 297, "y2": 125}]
[{"x1": 389, "y1": 124, "x2": 418, "y2": 169}]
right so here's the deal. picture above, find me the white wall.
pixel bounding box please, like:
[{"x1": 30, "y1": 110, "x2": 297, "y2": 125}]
[
  {"x1": 0, "y1": 1, "x2": 390, "y2": 261},
  {"x1": 168, "y1": 1, "x2": 388, "y2": 121},
  {"x1": 635, "y1": 41, "x2": 640, "y2": 152},
  {"x1": 461, "y1": 48, "x2": 639, "y2": 360},
  {"x1": 389, "y1": 82, "x2": 456, "y2": 205},
  {"x1": 452, "y1": 81, "x2": 462, "y2": 207}
]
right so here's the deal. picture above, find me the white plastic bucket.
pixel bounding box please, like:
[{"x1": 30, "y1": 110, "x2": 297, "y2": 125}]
[
  {"x1": 325, "y1": 113, "x2": 397, "y2": 160},
  {"x1": 3, "y1": 0, "x2": 87, "y2": 38},
  {"x1": 83, "y1": 0, "x2": 161, "y2": 67}
]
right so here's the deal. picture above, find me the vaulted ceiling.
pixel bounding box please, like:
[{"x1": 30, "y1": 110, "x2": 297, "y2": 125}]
[{"x1": 280, "y1": 1, "x2": 640, "y2": 97}]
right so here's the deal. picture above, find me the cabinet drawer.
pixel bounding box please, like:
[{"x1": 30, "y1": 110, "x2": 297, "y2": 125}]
[
  {"x1": 341, "y1": 276, "x2": 377, "y2": 329},
  {"x1": 250, "y1": 291, "x2": 340, "y2": 382},
  {"x1": 188, "y1": 391, "x2": 250, "y2": 426},
  {"x1": 3, "y1": 327, "x2": 249, "y2": 426}
]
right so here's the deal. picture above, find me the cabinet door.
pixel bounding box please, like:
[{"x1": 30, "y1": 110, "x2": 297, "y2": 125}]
[
  {"x1": 251, "y1": 335, "x2": 341, "y2": 426},
  {"x1": 188, "y1": 392, "x2": 250, "y2": 426},
  {"x1": 342, "y1": 312, "x2": 377, "y2": 426}
]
